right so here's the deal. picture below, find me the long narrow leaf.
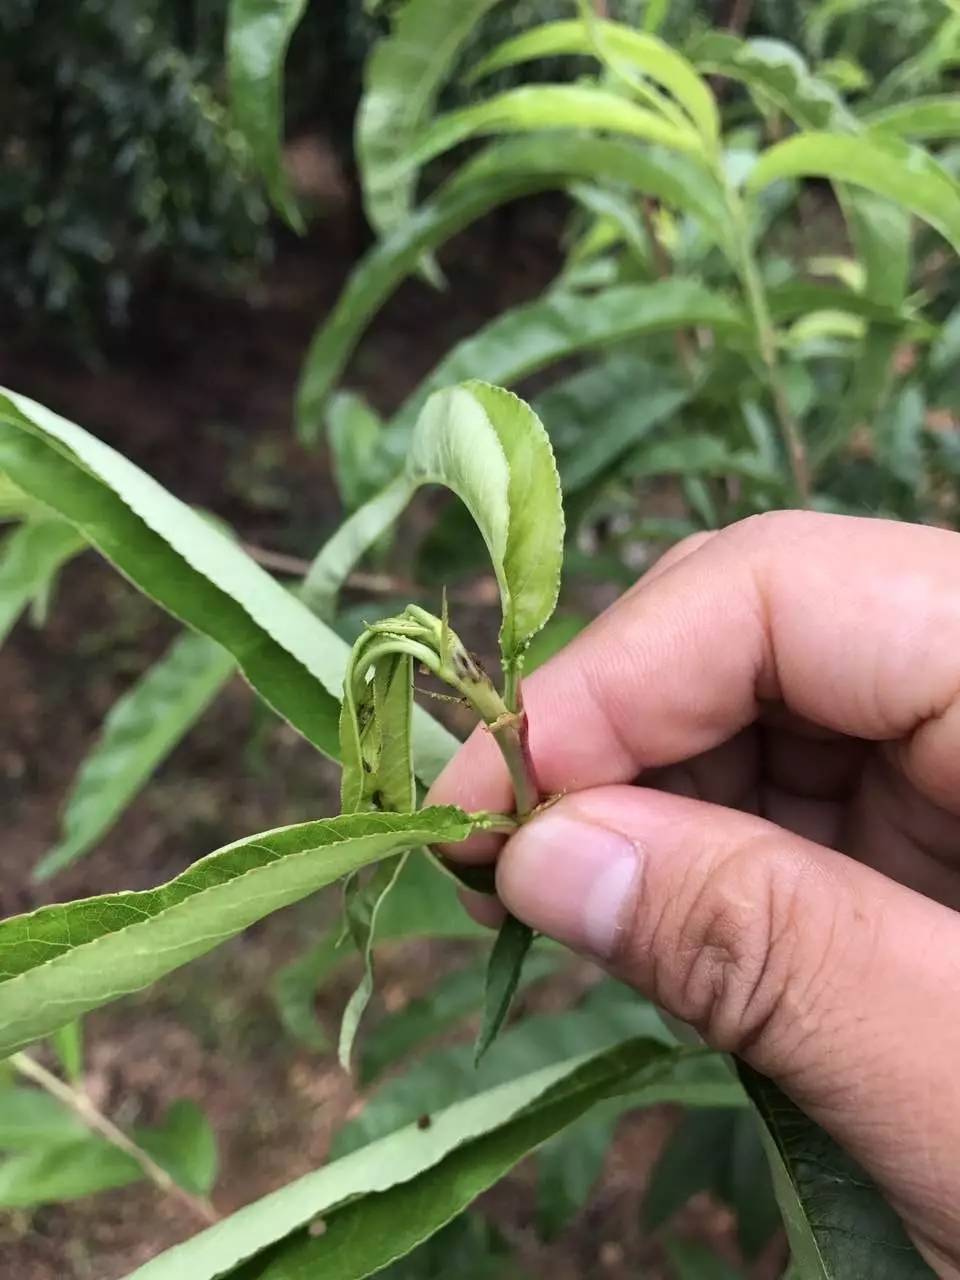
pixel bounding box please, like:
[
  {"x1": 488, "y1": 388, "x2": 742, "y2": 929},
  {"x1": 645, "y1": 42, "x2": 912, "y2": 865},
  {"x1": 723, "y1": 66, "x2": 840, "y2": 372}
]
[
  {"x1": 356, "y1": 0, "x2": 506, "y2": 243},
  {"x1": 747, "y1": 133, "x2": 960, "y2": 254},
  {"x1": 226, "y1": 0, "x2": 308, "y2": 230},
  {"x1": 35, "y1": 632, "x2": 237, "y2": 881},
  {"x1": 124, "y1": 1037, "x2": 702, "y2": 1280},
  {"x1": 864, "y1": 96, "x2": 960, "y2": 141},
  {"x1": 0, "y1": 807, "x2": 481, "y2": 1057},
  {"x1": 0, "y1": 388, "x2": 458, "y2": 785},
  {"x1": 295, "y1": 135, "x2": 727, "y2": 436},
  {"x1": 467, "y1": 18, "x2": 718, "y2": 144}
]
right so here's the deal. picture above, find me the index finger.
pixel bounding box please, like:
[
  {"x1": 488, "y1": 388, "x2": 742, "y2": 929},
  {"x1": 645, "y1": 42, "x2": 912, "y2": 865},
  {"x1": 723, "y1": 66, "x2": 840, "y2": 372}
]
[{"x1": 427, "y1": 511, "x2": 960, "y2": 838}]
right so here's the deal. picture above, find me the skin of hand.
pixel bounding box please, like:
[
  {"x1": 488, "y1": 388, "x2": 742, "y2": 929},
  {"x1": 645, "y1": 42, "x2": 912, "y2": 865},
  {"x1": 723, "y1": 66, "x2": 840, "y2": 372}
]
[{"x1": 428, "y1": 511, "x2": 960, "y2": 1277}]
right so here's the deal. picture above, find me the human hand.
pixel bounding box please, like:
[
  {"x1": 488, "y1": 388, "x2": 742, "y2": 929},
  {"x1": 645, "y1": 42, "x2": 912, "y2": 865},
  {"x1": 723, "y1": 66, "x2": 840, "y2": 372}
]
[{"x1": 428, "y1": 512, "x2": 960, "y2": 1276}]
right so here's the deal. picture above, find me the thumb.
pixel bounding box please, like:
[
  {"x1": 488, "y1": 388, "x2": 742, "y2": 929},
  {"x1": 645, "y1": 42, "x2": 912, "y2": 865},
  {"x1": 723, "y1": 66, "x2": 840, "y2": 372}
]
[{"x1": 495, "y1": 786, "x2": 960, "y2": 1262}]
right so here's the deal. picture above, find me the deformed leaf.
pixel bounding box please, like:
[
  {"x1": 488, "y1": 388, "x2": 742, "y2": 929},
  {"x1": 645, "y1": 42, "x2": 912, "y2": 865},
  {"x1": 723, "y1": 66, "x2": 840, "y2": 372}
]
[
  {"x1": 408, "y1": 381, "x2": 564, "y2": 665},
  {"x1": 35, "y1": 632, "x2": 236, "y2": 881},
  {"x1": 0, "y1": 807, "x2": 482, "y2": 1057},
  {"x1": 226, "y1": 0, "x2": 308, "y2": 230},
  {"x1": 475, "y1": 914, "x2": 535, "y2": 1064}
]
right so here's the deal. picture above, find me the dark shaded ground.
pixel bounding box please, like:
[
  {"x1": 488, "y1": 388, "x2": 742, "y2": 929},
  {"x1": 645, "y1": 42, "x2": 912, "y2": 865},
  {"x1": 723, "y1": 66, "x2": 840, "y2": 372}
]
[{"x1": 0, "y1": 143, "x2": 776, "y2": 1279}]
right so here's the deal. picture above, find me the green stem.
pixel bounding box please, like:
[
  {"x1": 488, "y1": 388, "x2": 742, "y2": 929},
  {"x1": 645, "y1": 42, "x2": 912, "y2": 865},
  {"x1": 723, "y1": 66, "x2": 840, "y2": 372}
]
[{"x1": 725, "y1": 185, "x2": 811, "y2": 506}]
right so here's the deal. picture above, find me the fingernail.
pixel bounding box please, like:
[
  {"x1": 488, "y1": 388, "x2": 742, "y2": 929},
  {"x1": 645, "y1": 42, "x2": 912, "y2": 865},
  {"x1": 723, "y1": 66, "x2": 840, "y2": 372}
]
[{"x1": 496, "y1": 810, "x2": 640, "y2": 959}]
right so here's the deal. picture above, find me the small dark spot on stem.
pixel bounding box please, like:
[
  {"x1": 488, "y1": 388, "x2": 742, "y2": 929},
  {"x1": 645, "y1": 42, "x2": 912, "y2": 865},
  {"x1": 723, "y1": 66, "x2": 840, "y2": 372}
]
[{"x1": 417, "y1": 1113, "x2": 432, "y2": 1130}]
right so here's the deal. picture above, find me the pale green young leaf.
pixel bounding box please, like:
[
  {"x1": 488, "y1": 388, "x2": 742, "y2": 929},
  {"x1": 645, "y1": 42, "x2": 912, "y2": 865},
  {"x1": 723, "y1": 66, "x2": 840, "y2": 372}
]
[
  {"x1": 689, "y1": 33, "x2": 855, "y2": 132},
  {"x1": 0, "y1": 519, "x2": 84, "y2": 647},
  {"x1": 295, "y1": 135, "x2": 727, "y2": 435},
  {"x1": 865, "y1": 97, "x2": 960, "y2": 142},
  {"x1": 124, "y1": 1037, "x2": 695, "y2": 1280},
  {"x1": 408, "y1": 382, "x2": 563, "y2": 663},
  {"x1": 747, "y1": 134, "x2": 960, "y2": 254},
  {"x1": 0, "y1": 807, "x2": 480, "y2": 1057},
  {"x1": 35, "y1": 632, "x2": 236, "y2": 881},
  {"x1": 399, "y1": 86, "x2": 703, "y2": 185},
  {"x1": 467, "y1": 18, "x2": 718, "y2": 144},
  {"x1": 740, "y1": 1066, "x2": 933, "y2": 1278},
  {"x1": 474, "y1": 914, "x2": 535, "y2": 1065},
  {"x1": 356, "y1": 0, "x2": 505, "y2": 244},
  {"x1": 0, "y1": 386, "x2": 458, "y2": 784},
  {"x1": 226, "y1": 0, "x2": 307, "y2": 230}
]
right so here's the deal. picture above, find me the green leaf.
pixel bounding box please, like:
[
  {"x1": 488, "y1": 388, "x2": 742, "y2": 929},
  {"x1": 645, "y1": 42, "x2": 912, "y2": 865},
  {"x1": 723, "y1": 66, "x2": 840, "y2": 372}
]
[
  {"x1": 326, "y1": 392, "x2": 392, "y2": 511},
  {"x1": 356, "y1": 0, "x2": 506, "y2": 245},
  {"x1": 401, "y1": 87, "x2": 702, "y2": 186},
  {"x1": 337, "y1": 854, "x2": 410, "y2": 1071},
  {"x1": 689, "y1": 33, "x2": 855, "y2": 132},
  {"x1": 359, "y1": 952, "x2": 557, "y2": 1086},
  {"x1": 747, "y1": 133, "x2": 960, "y2": 254},
  {"x1": 408, "y1": 381, "x2": 564, "y2": 664},
  {"x1": 0, "y1": 519, "x2": 84, "y2": 647},
  {"x1": 0, "y1": 1086, "x2": 86, "y2": 1151},
  {"x1": 124, "y1": 1037, "x2": 701, "y2": 1280},
  {"x1": 0, "y1": 807, "x2": 482, "y2": 1057},
  {"x1": 865, "y1": 96, "x2": 960, "y2": 141},
  {"x1": 50, "y1": 1019, "x2": 84, "y2": 1083},
  {"x1": 337, "y1": 981, "x2": 741, "y2": 1158},
  {"x1": 138, "y1": 1100, "x2": 218, "y2": 1196},
  {"x1": 272, "y1": 854, "x2": 486, "y2": 1052},
  {"x1": 0, "y1": 386, "x2": 458, "y2": 785},
  {"x1": 740, "y1": 1065, "x2": 934, "y2": 1278},
  {"x1": 535, "y1": 1098, "x2": 626, "y2": 1238},
  {"x1": 302, "y1": 476, "x2": 414, "y2": 622},
  {"x1": 664, "y1": 1239, "x2": 744, "y2": 1280},
  {"x1": 295, "y1": 135, "x2": 727, "y2": 435},
  {"x1": 0, "y1": 1136, "x2": 142, "y2": 1206},
  {"x1": 36, "y1": 632, "x2": 236, "y2": 881},
  {"x1": 468, "y1": 18, "x2": 718, "y2": 144},
  {"x1": 391, "y1": 282, "x2": 742, "y2": 441},
  {"x1": 645, "y1": 1109, "x2": 779, "y2": 1259},
  {"x1": 475, "y1": 914, "x2": 535, "y2": 1064},
  {"x1": 522, "y1": 613, "x2": 587, "y2": 673},
  {"x1": 226, "y1": 0, "x2": 307, "y2": 230}
]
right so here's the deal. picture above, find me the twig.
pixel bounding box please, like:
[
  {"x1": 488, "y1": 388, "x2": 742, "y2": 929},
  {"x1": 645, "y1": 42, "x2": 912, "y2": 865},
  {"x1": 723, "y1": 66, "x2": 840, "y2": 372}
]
[
  {"x1": 12, "y1": 1052, "x2": 217, "y2": 1226},
  {"x1": 242, "y1": 542, "x2": 500, "y2": 606}
]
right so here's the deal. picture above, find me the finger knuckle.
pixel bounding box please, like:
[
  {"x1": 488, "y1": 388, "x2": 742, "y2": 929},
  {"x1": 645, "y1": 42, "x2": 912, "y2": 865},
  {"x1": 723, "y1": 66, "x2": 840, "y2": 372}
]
[{"x1": 634, "y1": 834, "x2": 818, "y2": 1063}]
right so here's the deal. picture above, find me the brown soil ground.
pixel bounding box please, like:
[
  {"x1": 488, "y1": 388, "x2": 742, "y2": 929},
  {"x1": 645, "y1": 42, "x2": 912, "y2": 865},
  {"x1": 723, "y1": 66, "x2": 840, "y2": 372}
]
[{"x1": 0, "y1": 141, "x2": 781, "y2": 1280}]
